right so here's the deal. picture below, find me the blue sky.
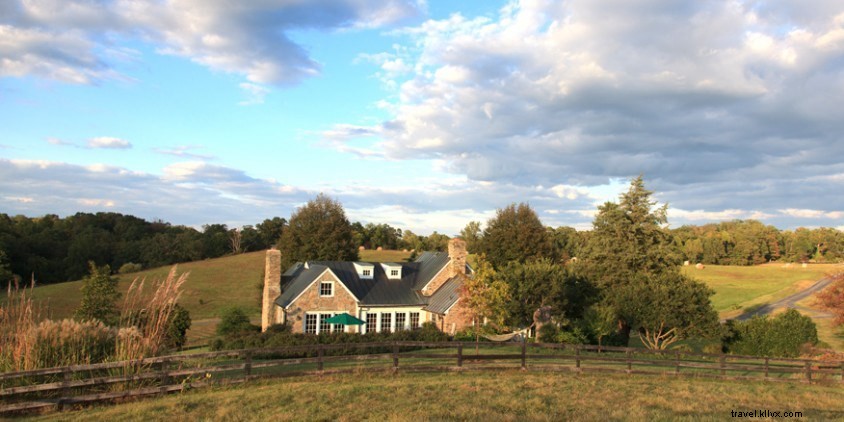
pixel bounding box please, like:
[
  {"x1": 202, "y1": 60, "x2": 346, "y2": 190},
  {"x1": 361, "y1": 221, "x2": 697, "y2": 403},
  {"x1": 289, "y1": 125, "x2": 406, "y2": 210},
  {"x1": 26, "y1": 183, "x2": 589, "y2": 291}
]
[{"x1": 1, "y1": 0, "x2": 843, "y2": 234}]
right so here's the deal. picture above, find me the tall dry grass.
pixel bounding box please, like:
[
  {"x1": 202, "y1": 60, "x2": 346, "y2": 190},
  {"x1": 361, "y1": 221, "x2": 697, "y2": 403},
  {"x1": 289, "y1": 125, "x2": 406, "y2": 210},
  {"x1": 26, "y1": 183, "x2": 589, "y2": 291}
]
[
  {"x1": 116, "y1": 265, "x2": 189, "y2": 362},
  {"x1": 0, "y1": 278, "x2": 40, "y2": 372},
  {"x1": 0, "y1": 266, "x2": 188, "y2": 373}
]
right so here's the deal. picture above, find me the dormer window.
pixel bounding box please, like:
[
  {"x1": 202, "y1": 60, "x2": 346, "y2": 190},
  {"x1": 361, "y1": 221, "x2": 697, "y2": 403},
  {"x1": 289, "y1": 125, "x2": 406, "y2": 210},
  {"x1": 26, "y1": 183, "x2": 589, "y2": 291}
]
[
  {"x1": 353, "y1": 262, "x2": 375, "y2": 279},
  {"x1": 381, "y1": 263, "x2": 402, "y2": 280}
]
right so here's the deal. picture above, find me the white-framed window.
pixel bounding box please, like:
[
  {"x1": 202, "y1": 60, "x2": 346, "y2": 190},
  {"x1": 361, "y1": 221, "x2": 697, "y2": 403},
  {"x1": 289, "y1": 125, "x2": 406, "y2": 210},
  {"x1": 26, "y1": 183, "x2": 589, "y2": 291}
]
[
  {"x1": 395, "y1": 313, "x2": 406, "y2": 331},
  {"x1": 304, "y1": 314, "x2": 318, "y2": 334},
  {"x1": 334, "y1": 323, "x2": 345, "y2": 333},
  {"x1": 362, "y1": 269, "x2": 371, "y2": 276},
  {"x1": 390, "y1": 269, "x2": 399, "y2": 277},
  {"x1": 366, "y1": 313, "x2": 377, "y2": 334},
  {"x1": 410, "y1": 312, "x2": 420, "y2": 330},
  {"x1": 381, "y1": 313, "x2": 392, "y2": 333},
  {"x1": 319, "y1": 281, "x2": 333, "y2": 297},
  {"x1": 320, "y1": 313, "x2": 332, "y2": 333}
]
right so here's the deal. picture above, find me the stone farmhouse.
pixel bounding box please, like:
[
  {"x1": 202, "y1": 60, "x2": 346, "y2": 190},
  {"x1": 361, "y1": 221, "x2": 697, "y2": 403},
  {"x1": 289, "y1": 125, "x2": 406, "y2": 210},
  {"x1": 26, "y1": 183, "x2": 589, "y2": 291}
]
[{"x1": 261, "y1": 238, "x2": 474, "y2": 335}]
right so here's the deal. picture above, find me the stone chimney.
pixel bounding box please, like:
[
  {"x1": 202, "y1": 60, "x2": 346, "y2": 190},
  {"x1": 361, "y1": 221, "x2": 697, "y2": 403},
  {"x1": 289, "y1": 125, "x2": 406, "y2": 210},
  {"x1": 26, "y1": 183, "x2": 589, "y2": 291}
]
[
  {"x1": 448, "y1": 238, "x2": 468, "y2": 277},
  {"x1": 261, "y1": 248, "x2": 282, "y2": 332}
]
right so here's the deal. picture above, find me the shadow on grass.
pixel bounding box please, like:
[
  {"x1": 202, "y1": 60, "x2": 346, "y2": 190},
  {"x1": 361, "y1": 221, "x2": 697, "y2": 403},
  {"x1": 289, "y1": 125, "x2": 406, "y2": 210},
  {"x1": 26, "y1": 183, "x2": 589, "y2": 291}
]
[{"x1": 735, "y1": 303, "x2": 770, "y2": 321}]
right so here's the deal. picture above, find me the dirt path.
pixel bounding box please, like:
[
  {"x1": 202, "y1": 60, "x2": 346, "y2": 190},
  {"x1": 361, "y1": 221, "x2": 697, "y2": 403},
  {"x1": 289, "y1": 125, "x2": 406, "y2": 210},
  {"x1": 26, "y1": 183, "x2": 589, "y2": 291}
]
[{"x1": 734, "y1": 273, "x2": 841, "y2": 321}]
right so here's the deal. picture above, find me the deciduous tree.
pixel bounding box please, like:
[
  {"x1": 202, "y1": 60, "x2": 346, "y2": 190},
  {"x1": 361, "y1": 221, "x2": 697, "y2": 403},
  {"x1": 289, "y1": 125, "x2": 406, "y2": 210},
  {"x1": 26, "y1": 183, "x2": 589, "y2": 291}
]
[
  {"x1": 276, "y1": 194, "x2": 358, "y2": 269},
  {"x1": 816, "y1": 273, "x2": 844, "y2": 326},
  {"x1": 478, "y1": 203, "x2": 551, "y2": 269},
  {"x1": 459, "y1": 255, "x2": 511, "y2": 352}
]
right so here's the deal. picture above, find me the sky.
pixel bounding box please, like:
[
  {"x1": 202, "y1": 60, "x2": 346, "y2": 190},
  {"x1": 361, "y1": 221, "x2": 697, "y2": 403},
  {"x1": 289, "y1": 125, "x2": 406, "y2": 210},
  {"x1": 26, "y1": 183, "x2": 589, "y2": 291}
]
[{"x1": 1, "y1": 0, "x2": 843, "y2": 235}]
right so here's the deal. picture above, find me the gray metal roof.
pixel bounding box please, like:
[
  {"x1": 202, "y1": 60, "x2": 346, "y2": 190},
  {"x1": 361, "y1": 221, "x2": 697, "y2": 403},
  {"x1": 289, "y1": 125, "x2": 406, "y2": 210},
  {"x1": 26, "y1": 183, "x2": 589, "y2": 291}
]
[
  {"x1": 276, "y1": 264, "x2": 331, "y2": 307},
  {"x1": 412, "y1": 251, "x2": 450, "y2": 290},
  {"x1": 423, "y1": 276, "x2": 462, "y2": 314},
  {"x1": 275, "y1": 253, "x2": 454, "y2": 308}
]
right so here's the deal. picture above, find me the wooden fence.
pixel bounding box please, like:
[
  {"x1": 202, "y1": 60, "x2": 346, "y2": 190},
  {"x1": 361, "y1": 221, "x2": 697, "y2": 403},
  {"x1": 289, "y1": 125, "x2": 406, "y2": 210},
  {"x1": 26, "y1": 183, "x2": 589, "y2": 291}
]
[{"x1": 2, "y1": 341, "x2": 843, "y2": 415}]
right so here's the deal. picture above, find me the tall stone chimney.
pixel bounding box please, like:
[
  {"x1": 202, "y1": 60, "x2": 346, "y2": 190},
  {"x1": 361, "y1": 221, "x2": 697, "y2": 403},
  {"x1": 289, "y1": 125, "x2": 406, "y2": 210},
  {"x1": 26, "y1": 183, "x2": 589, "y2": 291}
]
[
  {"x1": 261, "y1": 248, "x2": 282, "y2": 332},
  {"x1": 448, "y1": 238, "x2": 468, "y2": 277}
]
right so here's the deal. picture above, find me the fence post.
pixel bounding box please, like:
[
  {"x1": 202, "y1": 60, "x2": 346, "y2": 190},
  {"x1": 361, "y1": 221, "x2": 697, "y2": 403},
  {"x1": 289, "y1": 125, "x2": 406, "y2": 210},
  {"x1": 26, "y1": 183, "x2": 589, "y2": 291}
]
[
  {"x1": 521, "y1": 340, "x2": 527, "y2": 370},
  {"x1": 805, "y1": 361, "x2": 812, "y2": 383},
  {"x1": 764, "y1": 357, "x2": 769, "y2": 379},
  {"x1": 159, "y1": 360, "x2": 171, "y2": 390},
  {"x1": 457, "y1": 344, "x2": 463, "y2": 368},
  {"x1": 243, "y1": 350, "x2": 253, "y2": 377},
  {"x1": 674, "y1": 351, "x2": 680, "y2": 375},
  {"x1": 575, "y1": 345, "x2": 581, "y2": 371},
  {"x1": 392, "y1": 343, "x2": 400, "y2": 372},
  {"x1": 58, "y1": 366, "x2": 73, "y2": 410},
  {"x1": 719, "y1": 355, "x2": 726, "y2": 377},
  {"x1": 317, "y1": 345, "x2": 324, "y2": 371},
  {"x1": 626, "y1": 349, "x2": 632, "y2": 374}
]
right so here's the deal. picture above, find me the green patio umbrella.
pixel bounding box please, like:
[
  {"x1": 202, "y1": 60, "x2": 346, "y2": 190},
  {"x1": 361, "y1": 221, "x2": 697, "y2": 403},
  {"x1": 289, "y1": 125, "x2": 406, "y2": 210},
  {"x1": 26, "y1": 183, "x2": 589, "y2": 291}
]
[{"x1": 323, "y1": 313, "x2": 365, "y2": 325}]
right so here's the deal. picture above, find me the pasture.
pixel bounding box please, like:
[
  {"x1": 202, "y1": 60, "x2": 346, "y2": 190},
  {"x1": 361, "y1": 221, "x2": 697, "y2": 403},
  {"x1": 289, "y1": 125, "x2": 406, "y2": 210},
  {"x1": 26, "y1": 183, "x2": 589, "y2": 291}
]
[
  {"x1": 24, "y1": 370, "x2": 844, "y2": 421},
  {"x1": 681, "y1": 263, "x2": 840, "y2": 317}
]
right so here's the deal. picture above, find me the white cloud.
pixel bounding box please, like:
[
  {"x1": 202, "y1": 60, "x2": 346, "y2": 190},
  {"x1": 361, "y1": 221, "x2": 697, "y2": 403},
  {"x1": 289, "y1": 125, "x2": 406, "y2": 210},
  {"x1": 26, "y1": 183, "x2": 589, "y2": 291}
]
[
  {"x1": 333, "y1": 0, "x2": 844, "y2": 223},
  {"x1": 153, "y1": 145, "x2": 215, "y2": 160},
  {"x1": 238, "y1": 83, "x2": 270, "y2": 106},
  {"x1": 0, "y1": 0, "x2": 422, "y2": 86},
  {"x1": 779, "y1": 208, "x2": 843, "y2": 219},
  {"x1": 87, "y1": 137, "x2": 131, "y2": 149}
]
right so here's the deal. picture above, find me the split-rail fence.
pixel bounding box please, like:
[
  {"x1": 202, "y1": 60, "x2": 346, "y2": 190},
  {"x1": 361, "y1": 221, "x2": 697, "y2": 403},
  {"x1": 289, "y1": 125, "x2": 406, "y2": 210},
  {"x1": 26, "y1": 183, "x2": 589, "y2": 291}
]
[{"x1": 2, "y1": 341, "x2": 842, "y2": 415}]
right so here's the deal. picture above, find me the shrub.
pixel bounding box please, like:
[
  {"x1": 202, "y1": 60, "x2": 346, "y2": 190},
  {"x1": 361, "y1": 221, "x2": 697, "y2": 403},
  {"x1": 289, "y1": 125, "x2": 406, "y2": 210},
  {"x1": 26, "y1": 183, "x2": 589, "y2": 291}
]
[
  {"x1": 538, "y1": 324, "x2": 559, "y2": 343},
  {"x1": 217, "y1": 307, "x2": 257, "y2": 337},
  {"x1": 210, "y1": 322, "x2": 450, "y2": 355},
  {"x1": 722, "y1": 309, "x2": 818, "y2": 358},
  {"x1": 165, "y1": 304, "x2": 192, "y2": 350},
  {"x1": 118, "y1": 263, "x2": 143, "y2": 274},
  {"x1": 555, "y1": 327, "x2": 588, "y2": 345}
]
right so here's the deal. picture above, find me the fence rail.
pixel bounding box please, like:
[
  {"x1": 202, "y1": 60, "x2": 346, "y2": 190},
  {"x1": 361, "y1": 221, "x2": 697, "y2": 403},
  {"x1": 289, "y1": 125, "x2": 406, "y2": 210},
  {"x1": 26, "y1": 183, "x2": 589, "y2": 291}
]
[{"x1": 2, "y1": 341, "x2": 842, "y2": 415}]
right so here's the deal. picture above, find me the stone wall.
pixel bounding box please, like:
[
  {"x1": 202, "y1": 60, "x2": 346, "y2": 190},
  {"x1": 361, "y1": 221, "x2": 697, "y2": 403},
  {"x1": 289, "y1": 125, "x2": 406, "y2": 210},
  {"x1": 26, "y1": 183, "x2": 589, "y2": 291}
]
[
  {"x1": 261, "y1": 249, "x2": 282, "y2": 332},
  {"x1": 442, "y1": 298, "x2": 474, "y2": 335},
  {"x1": 285, "y1": 269, "x2": 359, "y2": 333}
]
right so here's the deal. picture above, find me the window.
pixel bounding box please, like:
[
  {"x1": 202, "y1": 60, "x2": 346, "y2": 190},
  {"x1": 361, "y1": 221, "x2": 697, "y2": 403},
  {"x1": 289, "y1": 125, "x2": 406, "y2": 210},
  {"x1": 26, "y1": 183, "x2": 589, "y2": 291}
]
[
  {"x1": 362, "y1": 269, "x2": 371, "y2": 276},
  {"x1": 320, "y1": 313, "x2": 332, "y2": 334},
  {"x1": 390, "y1": 269, "x2": 399, "y2": 277},
  {"x1": 334, "y1": 323, "x2": 345, "y2": 333},
  {"x1": 410, "y1": 312, "x2": 420, "y2": 330},
  {"x1": 381, "y1": 313, "x2": 392, "y2": 333},
  {"x1": 319, "y1": 282, "x2": 333, "y2": 297},
  {"x1": 366, "y1": 313, "x2": 377, "y2": 334},
  {"x1": 304, "y1": 314, "x2": 318, "y2": 334},
  {"x1": 395, "y1": 313, "x2": 406, "y2": 331}
]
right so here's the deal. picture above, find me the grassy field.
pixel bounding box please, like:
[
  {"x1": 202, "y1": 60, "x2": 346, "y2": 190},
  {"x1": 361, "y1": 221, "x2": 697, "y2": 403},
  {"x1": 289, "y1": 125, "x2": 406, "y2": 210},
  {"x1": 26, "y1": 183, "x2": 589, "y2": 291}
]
[
  {"x1": 8, "y1": 249, "x2": 412, "y2": 347},
  {"x1": 27, "y1": 370, "x2": 844, "y2": 421},
  {"x1": 682, "y1": 263, "x2": 841, "y2": 318}
]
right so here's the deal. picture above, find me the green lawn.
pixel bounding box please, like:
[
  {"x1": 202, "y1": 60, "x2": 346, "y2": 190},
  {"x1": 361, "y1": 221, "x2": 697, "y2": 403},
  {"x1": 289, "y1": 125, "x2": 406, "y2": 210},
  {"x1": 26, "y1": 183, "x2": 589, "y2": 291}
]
[
  {"x1": 28, "y1": 371, "x2": 844, "y2": 421},
  {"x1": 682, "y1": 263, "x2": 840, "y2": 318}
]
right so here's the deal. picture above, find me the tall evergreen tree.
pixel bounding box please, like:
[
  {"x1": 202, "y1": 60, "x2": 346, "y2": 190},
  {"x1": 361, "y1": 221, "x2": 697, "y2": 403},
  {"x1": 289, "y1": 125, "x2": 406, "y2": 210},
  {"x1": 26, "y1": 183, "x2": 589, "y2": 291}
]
[
  {"x1": 580, "y1": 176, "x2": 714, "y2": 346},
  {"x1": 276, "y1": 194, "x2": 358, "y2": 269},
  {"x1": 74, "y1": 262, "x2": 121, "y2": 326}
]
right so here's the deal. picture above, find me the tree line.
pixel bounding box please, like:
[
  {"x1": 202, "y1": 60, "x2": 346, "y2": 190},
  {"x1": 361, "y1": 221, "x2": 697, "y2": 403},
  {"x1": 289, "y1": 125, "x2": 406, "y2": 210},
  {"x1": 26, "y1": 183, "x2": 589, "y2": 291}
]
[
  {"x1": 0, "y1": 208, "x2": 451, "y2": 285},
  {"x1": 462, "y1": 213, "x2": 844, "y2": 267}
]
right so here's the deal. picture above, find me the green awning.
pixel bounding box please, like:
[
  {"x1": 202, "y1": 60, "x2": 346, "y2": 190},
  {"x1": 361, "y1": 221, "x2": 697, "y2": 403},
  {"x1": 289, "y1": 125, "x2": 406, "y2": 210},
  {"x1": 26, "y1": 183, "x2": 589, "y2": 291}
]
[{"x1": 323, "y1": 313, "x2": 365, "y2": 325}]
